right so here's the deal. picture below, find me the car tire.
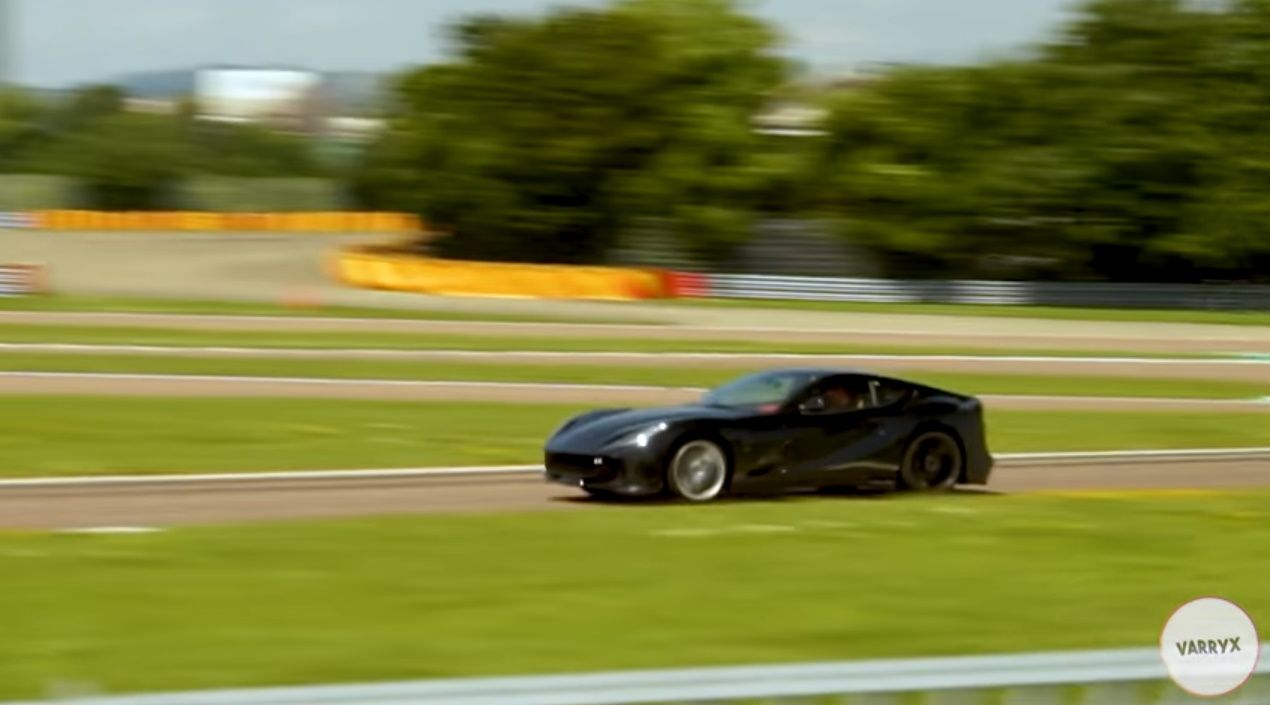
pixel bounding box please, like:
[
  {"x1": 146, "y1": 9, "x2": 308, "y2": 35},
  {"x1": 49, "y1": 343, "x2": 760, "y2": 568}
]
[
  {"x1": 898, "y1": 430, "x2": 963, "y2": 492},
  {"x1": 666, "y1": 439, "x2": 730, "y2": 503}
]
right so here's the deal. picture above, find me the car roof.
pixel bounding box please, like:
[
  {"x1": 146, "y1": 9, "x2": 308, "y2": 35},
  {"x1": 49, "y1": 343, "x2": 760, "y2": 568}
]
[
  {"x1": 737, "y1": 367, "x2": 933, "y2": 386},
  {"x1": 766, "y1": 367, "x2": 879, "y2": 380},
  {"x1": 726, "y1": 368, "x2": 967, "y2": 402}
]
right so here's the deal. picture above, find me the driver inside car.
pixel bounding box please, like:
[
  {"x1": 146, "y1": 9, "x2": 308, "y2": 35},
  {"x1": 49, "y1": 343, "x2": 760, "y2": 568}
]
[{"x1": 823, "y1": 386, "x2": 855, "y2": 411}]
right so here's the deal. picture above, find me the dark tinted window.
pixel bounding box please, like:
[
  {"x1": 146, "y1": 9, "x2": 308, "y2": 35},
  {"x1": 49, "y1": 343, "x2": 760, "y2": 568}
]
[
  {"x1": 867, "y1": 378, "x2": 911, "y2": 408},
  {"x1": 702, "y1": 370, "x2": 818, "y2": 409},
  {"x1": 812, "y1": 377, "x2": 911, "y2": 412},
  {"x1": 817, "y1": 377, "x2": 871, "y2": 412}
]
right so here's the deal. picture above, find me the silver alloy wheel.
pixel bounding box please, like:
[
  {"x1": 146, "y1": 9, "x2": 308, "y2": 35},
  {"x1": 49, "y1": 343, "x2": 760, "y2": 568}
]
[
  {"x1": 899, "y1": 431, "x2": 962, "y2": 491},
  {"x1": 668, "y1": 440, "x2": 729, "y2": 502}
]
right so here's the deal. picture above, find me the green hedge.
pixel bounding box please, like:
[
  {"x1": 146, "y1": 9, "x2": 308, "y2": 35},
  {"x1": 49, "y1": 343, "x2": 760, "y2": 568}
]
[
  {"x1": 0, "y1": 174, "x2": 347, "y2": 212},
  {"x1": 0, "y1": 175, "x2": 78, "y2": 210},
  {"x1": 175, "y1": 177, "x2": 348, "y2": 212}
]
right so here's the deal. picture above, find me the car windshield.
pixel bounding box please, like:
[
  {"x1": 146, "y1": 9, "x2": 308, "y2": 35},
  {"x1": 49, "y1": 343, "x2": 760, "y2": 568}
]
[{"x1": 701, "y1": 371, "x2": 816, "y2": 409}]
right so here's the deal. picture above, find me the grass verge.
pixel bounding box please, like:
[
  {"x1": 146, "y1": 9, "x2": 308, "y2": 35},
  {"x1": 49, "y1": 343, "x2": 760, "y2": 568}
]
[
  {"x1": 670, "y1": 297, "x2": 1270, "y2": 326},
  {"x1": 1, "y1": 397, "x2": 1267, "y2": 477},
  {"x1": 5, "y1": 293, "x2": 1266, "y2": 326},
  {"x1": 0, "y1": 294, "x2": 658, "y2": 325},
  {"x1": 0, "y1": 323, "x2": 1219, "y2": 357},
  {"x1": 2, "y1": 492, "x2": 1268, "y2": 698},
  {"x1": 0, "y1": 353, "x2": 1265, "y2": 400}
]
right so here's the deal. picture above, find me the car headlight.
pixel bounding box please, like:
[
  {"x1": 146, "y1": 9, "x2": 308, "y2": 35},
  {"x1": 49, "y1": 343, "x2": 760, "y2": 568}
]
[{"x1": 608, "y1": 422, "x2": 669, "y2": 449}]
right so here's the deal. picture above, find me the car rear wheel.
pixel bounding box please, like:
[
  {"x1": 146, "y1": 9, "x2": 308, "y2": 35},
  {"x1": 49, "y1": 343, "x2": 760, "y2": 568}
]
[
  {"x1": 667, "y1": 439, "x2": 729, "y2": 502},
  {"x1": 899, "y1": 431, "x2": 962, "y2": 491}
]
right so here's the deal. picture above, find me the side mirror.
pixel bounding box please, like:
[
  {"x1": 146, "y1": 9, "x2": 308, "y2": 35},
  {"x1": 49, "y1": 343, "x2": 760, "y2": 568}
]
[{"x1": 799, "y1": 396, "x2": 828, "y2": 415}]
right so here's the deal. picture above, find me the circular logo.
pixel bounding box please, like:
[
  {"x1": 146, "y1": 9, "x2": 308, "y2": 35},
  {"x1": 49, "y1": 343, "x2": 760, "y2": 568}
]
[{"x1": 1160, "y1": 597, "x2": 1260, "y2": 698}]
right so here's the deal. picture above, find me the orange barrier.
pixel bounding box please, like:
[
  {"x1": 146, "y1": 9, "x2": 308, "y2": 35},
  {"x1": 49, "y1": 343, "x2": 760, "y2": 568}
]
[
  {"x1": 334, "y1": 248, "x2": 672, "y2": 300},
  {"x1": 27, "y1": 211, "x2": 423, "y2": 233},
  {"x1": 662, "y1": 271, "x2": 709, "y2": 298}
]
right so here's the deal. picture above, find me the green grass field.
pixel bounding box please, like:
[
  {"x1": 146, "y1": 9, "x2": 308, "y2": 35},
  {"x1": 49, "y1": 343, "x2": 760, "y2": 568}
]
[
  {"x1": 672, "y1": 298, "x2": 1270, "y2": 326},
  {"x1": 2, "y1": 491, "x2": 1267, "y2": 698},
  {"x1": 1, "y1": 397, "x2": 1267, "y2": 477},
  {"x1": 0, "y1": 323, "x2": 1220, "y2": 357},
  {"x1": 2, "y1": 352, "x2": 1265, "y2": 400},
  {"x1": 0, "y1": 295, "x2": 654, "y2": 325}
]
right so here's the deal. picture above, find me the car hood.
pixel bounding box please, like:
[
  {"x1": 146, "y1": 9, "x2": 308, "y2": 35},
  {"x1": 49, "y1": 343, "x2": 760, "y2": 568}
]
[{"x1": 549, "y1": 404, "x2": 741, "y2": 450}]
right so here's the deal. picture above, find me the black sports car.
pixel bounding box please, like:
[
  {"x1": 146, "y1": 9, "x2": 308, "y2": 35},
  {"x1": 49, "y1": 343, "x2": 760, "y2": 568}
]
[{"x1": 544, "y1": 368, "x2": 993, "y2": 502}]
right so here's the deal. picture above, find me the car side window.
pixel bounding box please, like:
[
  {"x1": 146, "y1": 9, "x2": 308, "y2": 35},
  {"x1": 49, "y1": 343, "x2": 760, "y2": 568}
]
[
  {"x1": 815, "y1": 378, "x2": 870, "y2": 413},
  {"x1": 866, "y1": 379, "x2": 911, "y2": 409},
  {"x1": 799, "y1": 377, "x2": 913, "y2": 415}
]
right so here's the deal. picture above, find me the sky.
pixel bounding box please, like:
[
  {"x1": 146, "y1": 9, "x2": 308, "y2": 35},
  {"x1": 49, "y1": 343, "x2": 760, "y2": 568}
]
[{"x1": 9, "y1": 0, "x2": 1080, "y2": 87}]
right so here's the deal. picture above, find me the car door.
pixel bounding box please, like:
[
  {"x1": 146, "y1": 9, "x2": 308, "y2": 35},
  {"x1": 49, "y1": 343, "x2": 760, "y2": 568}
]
[
  {"x1": 849, "y1": 377, "x2": 919, "y2": 470},
  {"x1": 780, "y1": 376, "x2": 891, "y2": 487}
]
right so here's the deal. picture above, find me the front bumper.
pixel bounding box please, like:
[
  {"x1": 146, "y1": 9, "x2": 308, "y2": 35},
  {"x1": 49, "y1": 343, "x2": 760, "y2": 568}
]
[{"x1": 544, "y1": 450, "x2": 664, "y2": 497}]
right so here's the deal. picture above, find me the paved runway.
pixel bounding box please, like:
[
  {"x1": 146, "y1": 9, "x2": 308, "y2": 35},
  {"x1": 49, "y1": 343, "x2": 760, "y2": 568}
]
[
  {"x1": 2, "y1": 344, "x2": 1267, "y2": 381},
  {"x1": 1, "y1": 371, "x2": 1266, "y2": 410},
  {"x1": 2, "y1": 310, "x2": 1267, "y2": 354},
  {"x1": 2, "y1": 456, "x2": 1267, "y2": 529}
]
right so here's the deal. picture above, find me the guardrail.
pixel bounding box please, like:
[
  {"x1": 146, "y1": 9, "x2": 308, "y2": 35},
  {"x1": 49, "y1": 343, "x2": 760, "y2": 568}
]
[
  {"x1": 0, "y1": 264, "x2": 44, "y2": 296},
  {"x1": 699, "y1": 274, "x2": 1270, "y2": 310},
  {"x1": 7, "y1": 644, "x2": 1268, "y2": 705}
]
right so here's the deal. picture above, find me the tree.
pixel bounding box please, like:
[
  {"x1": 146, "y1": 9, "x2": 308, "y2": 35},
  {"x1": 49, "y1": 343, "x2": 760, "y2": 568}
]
[
  {"x1": 815, "y1": 0, "x2": 1270, "y2": 282},
  {"x1": 39, "y1": 113, "x2": 193, "y2": 210},
  {"x1": 64, "y1": 85, "x2": 125, "y2": 122},
  {"x1": 10, "y1": 83, "x2": 325, "y2": 209},
  {"x1": 0, "y1": 88, "x2": 43, "y2": 172},
  {"x1": 352, "y1": 0, "x2": 787, "y2": 265},
  {"x1": 189, "y1": 121, "x2": 324, "y2": 178}
]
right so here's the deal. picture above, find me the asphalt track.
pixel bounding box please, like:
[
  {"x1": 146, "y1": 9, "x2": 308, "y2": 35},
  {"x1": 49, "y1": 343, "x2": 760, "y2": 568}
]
[
  {"x1": 2, "y1": 371, "x2": 1267, "y2": 410},
  {"x1": 4, "y1": 233, "x2": 1266, "y2": 531},
  {"x1": 2, "y1": 229, "x2": 1266, "y2": 346},
  {"x1": 2, "y1": 310, "x2": 1268, "y2": 354},
  {"x1": 2, "y1": 454, "x2": 1269, "y2": 529}
]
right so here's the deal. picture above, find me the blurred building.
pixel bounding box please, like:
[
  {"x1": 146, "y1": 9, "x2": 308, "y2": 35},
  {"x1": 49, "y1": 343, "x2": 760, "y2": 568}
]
[
  {"x1": 753, "y1": 103, "x2": 827, "y2": 137},
  {"x1": 184, "y1": 67, "x2": 385, "y2": 142},
  {"x1": 194, "y1": 67, "x2": 325, "y2": 133},
  {"x1": 123, "y1": 97, "x2": 179, "y2": 115},
  {"x1": 751, "y1": 70, "x2": 876, "y2": 137}
]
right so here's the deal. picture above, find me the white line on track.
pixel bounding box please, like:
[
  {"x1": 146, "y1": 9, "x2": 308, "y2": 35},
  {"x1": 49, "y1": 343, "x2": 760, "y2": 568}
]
[
  {"x1": 3, "y1": 449, "x2": 1268, "y2": 488},
  {"x1": 0, "y1": 343, "x2": 1263, "y2": 364},
  {"x1": 999, "y1": 448, "x2": 1270, "y2": 462},
  {"x1": 978, "y1": 394, "x2": 1269, "y2": 406},
  {"x1": 4, "y1": 372, "x2": 1267, "y2": 407},
  {"x1": 0, "y1": 371, "x2": 707, "y2": 393},
  {"x1": 55, "y1": 526, "x2": 164, "y2": 535},
  {"x1": 0, "y1": 465, "x2": 542, "y2": 487},
  {"x1": 3, "y1": 310, "x2": 1266, "y2": 341},
  {"x1": 1, "y1": 311, "x2": 642, "y2": 328}
]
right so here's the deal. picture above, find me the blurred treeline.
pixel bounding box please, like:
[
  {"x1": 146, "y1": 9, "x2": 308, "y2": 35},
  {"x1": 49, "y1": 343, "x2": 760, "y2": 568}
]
[
  {"x1": 0, "y1": 86, "x2": 329, "y2": 211},
  {"x1": 352, "y1": 0, "x2": 1270, "y2": 282},
  {"x1": 4, "y1": 0, "x2": 1270, "y2": 282}
]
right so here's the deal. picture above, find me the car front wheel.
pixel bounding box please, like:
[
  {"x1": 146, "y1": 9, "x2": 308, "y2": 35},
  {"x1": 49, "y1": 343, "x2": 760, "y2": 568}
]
[
  {"x1": 899, "y1": 431, "x2": 963, "y2": 491},
  {"x1": 667, "y1": 439, "x2": 729, "y2": 502}
]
